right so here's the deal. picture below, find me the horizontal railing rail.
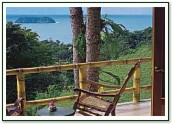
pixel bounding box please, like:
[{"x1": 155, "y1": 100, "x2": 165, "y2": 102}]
[{"x1": 6, "y1": 57, "x2": 151, "y2": 75}]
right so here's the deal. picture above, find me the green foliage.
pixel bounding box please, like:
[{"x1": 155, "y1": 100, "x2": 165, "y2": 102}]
[
  {"x1": 73, "y1": 16, "x2": 151, "y2": 61},
  {"x1": 26, "y1": 106, "x2": 38, "y2": 116},
  {"x1": 6, "y1": 22, "x2": 54, "y2": 103},
  {"x1": 100, "y1": 26, "x2": 152, "y2": 60},
  {"x1": 24, "y1": 70, "x2": 74, "y2": 101},
  {"x1": 100, "y1": 31, "x2": 119, "y2": 60},
  {"x1": 74, "y1": 32, "x2": 86, "y2": 59},
  {"x1": 100, "y1": 43, "x2": 152, "y2": 103},
  {"x1": 99, "y1": 15, "x2": 152, "y2": 61},
  {"x1": 6, "y1": 19, "x2": 152, "y2": 115},
  {"x1": 100, "y1": 17, "x2": 125, "y2": 60},
  {"x1": 35, "y1": 84, "x2": 63, "y2": 100},
  {"x1": 99, "y1": 69, "x2": 120, "y2": 85},
  {"x1": 103, "y1": 16, "x2": 124, "y2": 34},
  {"x1": 6, "y1": 22, "x2": 73, "y2": 103},
  {"x1": 73, "y1": 16, "x2": 126, "y2": 61},
  {"x1": 6, "y1": 22, "x2": 56, "y2": 69},
  {"x1": 119, "y1": 43, "x2": 152, "y2": 59},
  {"x1": 59, "y1": 70, "x2": 74, "y2": 87},
  {"x1": 25, "y1": 72, "x2": 58, "y2": 100},
  {"x1": 40, "y1": 40, "x2": 72, "y2": 64}
]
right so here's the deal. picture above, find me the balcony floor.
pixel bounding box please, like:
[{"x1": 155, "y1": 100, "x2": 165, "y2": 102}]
[{"x1": 75, "y1": 100, "x2": 151, "y2": 116}]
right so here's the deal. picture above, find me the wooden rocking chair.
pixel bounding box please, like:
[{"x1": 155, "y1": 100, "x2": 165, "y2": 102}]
[
  {"x1": 73, "y1": 60, "x2": 140, "y2": 116},
  {"x1": 6, "y1": 98, "x2": 24, "y2": 116}
]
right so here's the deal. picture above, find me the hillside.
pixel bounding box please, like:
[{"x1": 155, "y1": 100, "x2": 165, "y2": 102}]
[
  {"x1": 119, "y1": 43, "x2": 152, "y2": 59},
  {"x1": 99, "y1": 43, "x2": 152, "y2": 102},
  {"x1": 56, "y1": 43, "x2": 152, "y2": 104}
]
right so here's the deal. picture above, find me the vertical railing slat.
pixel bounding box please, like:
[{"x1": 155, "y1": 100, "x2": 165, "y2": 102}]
[
  {"x1": 79, "y1": 67, "x2": 87, "y2": 89},
  {"x1": 133, "y1": 64, "x2": 141, "y2": 103},
  {"x1": 16, "y1": 70, "x2": 26, "y2": 115}
]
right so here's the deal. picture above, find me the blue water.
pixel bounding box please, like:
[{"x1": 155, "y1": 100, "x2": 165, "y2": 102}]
[{"x1": 6, "y1": 14, "x2": 152, "y2": 44}]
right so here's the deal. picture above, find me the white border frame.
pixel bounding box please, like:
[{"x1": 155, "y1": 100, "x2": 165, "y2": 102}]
[{"x1": 2, "y1": 2, "x2": 169, "y2": 121}]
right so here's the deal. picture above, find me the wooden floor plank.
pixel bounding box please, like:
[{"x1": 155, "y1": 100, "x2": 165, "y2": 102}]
[{"x1": 75, "y1": 100, "x2": 151, "y2": 116}]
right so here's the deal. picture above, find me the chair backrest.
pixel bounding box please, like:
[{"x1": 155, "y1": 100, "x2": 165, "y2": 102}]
[{"x1": 118, "y1": 60, "x2": 140, "y2": 95}]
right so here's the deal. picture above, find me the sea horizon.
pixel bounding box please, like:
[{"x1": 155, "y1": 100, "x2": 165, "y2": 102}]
[
  {"x1": 6, "y1": 13, "x2": 152, "y2": 15},
  {"x1": 6, "y1": 14, "x2": 152, "y2": 44}
]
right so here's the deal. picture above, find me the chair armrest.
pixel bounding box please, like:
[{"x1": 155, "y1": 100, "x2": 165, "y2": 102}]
[
  {"x1": 74, "y1": 88, "x2": 117, "y2": 97},
  {"x1": 14, "y1": 98, "x2": 24, "y2": 107},
  {"x1": 86, "y1": 80, "x2": 121, "y2": 89},
  {"x1": 7, "y1": 98, "x2": 24, "y2": 116}
]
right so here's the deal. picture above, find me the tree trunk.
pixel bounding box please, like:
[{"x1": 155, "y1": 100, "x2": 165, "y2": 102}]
[
  {"x1": 70, "y1": 7, "x2": 85, "y2": 88},
  {"x1": 86, "y1": 7, "x2": 101, "y2": 91}
]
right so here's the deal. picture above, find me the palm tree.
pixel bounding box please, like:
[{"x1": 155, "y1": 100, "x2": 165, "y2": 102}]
[
  {"x1": 70, "y1": 7, "x2": 85, "y2": 88},
  {"x1": 86, "y1": 7, "x2": 101, "y2": 91}
]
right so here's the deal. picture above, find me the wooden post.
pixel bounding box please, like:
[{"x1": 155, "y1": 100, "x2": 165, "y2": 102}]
[
  {"x1": 152, "y1": 7, "x2": 165, "y2": 116},
  {"x1": 79, "y1": 67, "x2": 87, "y2": 89},
  {"x1": 16, "y1": 70, "x2": 26, "y2": 115},
  {"x1": 98, "y1": 86, "x2": 104, "y2": 93},
  {"x1": 133, "y1": 64, "x2": 141, "y2": 103}
]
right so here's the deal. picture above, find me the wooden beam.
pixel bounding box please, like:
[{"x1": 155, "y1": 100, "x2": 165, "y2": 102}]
[
  {"x1": 6, "y1": 58, "x2": 151, "y2": 76},
  {"x1": 152, "y1": 7, "x2": 165, "y2": 116}
]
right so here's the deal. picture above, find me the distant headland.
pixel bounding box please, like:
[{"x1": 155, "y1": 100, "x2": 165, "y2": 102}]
[{"x1": 15, "y1": 17, "x2": 56, "y2": 23}]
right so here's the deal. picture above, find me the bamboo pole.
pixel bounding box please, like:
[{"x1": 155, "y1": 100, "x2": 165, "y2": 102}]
[
  {"x1": 16, "y1": 70, "x2": 26, "y2": 115},
  {"x1": 6, "y1": 64, "x2": 77, "y2": 75},
  {"x1": 6, "y1": 85, "x2": 151, "y2": 108},
  {"x1": 101, "y1": 87, "x2": 135, "y2": 94},
  {"x1": 94, "y1": 85, "x2": 151, "y2": 95},
  {"x1": 25, "y1": 95, "x2": 78, "y2": 107},
  {"x1": 140, "y1": 85, "x2": 152, "y2": 91},
  {"x1": 79, "y1": 67, "x2": 87, "y2": 89},
  {"x1": 6, "y1": 57, "x2": 152, "y2": 76},
  {"x1": 133, "y1": 64, "x2": 141, "y2": 103}
]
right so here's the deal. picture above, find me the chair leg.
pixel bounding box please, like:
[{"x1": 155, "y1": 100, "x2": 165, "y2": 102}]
[
  {"x1": 73, "y1": 102, "x2": 78, "y2": 111},
  {"x1": 104, "y1": 104, "x2": 114, "y2": 116},
  {"x1": 111, "y1": 109, "x2": 116, "y2": 116},
  {"x1": 6, "y1": 109, "x2": 9, "y2": 116}
]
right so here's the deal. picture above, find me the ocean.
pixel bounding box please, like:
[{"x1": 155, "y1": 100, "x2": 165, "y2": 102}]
[{"x1": 6, "y1": 14, "x2": 152, "y2": 44}]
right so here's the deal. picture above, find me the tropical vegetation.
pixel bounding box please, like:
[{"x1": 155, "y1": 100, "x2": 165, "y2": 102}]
[
  {"x1": 6, "y1": 21, "x2": 152, "y2": 100},
  {"x1": 6, "y1": 8, "x2": 152, "y2": 115}
]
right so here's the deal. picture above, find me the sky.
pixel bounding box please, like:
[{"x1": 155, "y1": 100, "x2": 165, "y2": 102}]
[{"x1": 6, "y1": 7, "x2": 152, "y2": 15}]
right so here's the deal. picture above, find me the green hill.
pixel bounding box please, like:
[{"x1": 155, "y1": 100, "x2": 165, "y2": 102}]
[
  {"x1": 119, "y1": 43, "x2": 152, "y2": 59},
  {"x1": 57, "y1": 43, "x2": 152, "y2": 104},
  {"x1": 99, "y1": 43, "x2": 152, "y2": 103}
]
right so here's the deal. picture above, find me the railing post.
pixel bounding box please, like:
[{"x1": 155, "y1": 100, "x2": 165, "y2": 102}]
[
  {"x1": 79, "y1": 67, "x2": 87, "y2": 89},
  {"x1": 16, "y1": 70, "x2": 26, "y2": 115},
  {"x1": 133, "y1": 64, "x2": 141, "y2": 103}
]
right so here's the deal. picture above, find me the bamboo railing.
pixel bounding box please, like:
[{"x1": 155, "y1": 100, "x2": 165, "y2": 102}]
[{"x1": 6, "y1": 57, "x2": 152, "y2": 115}]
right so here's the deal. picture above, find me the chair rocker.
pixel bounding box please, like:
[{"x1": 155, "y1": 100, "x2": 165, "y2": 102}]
[
  {"x1": 6, "y1": 98, "x2": 24, "y2": 116},
  {"x1": 73, "y1": 60, "x2": 140, "y2": 116}
]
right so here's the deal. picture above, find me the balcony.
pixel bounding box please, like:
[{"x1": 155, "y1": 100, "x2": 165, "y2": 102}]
[{"x1": 6, "y1": 57, "x2": 152, "y2": 116}]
